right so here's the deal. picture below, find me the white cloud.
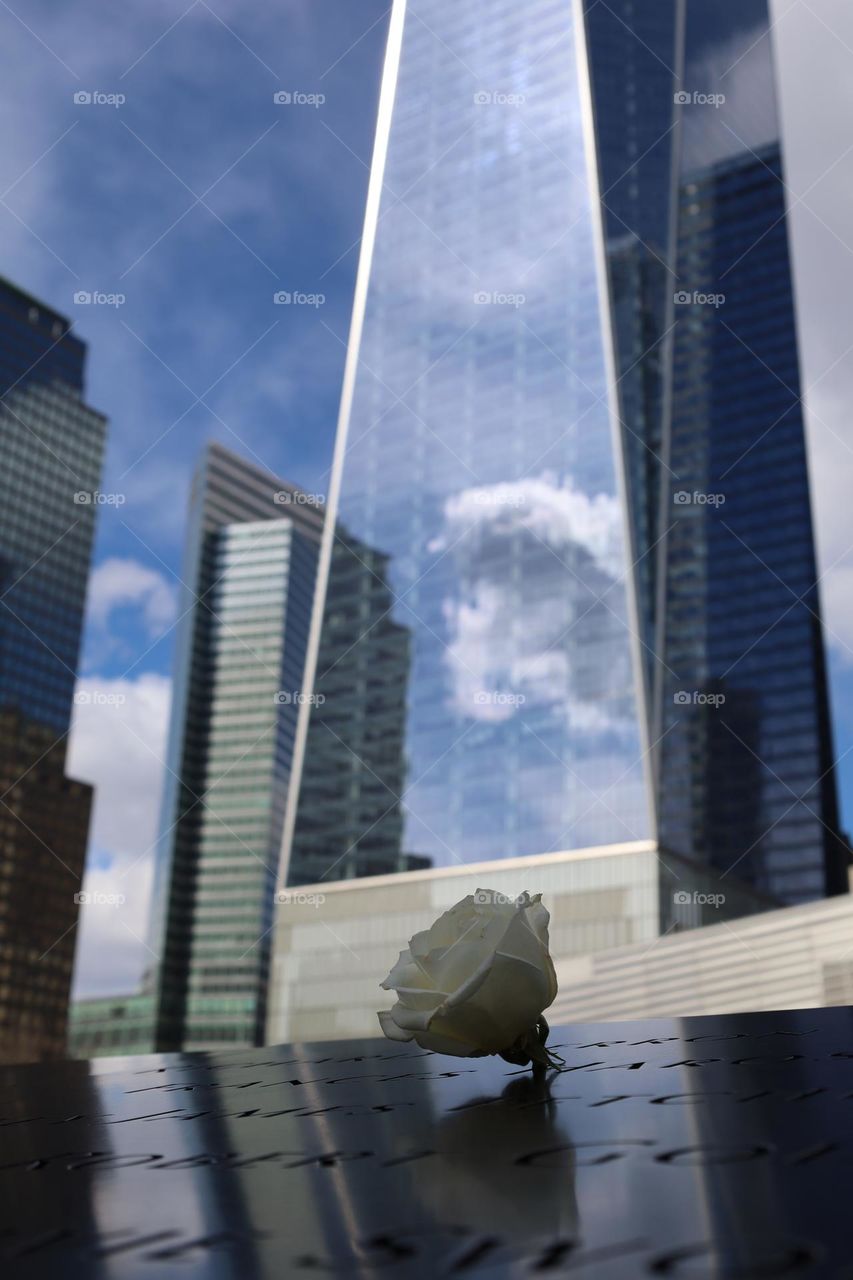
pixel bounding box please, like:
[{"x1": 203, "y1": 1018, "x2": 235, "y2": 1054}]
[
  {"x1": 87, "y1": 556, "x2": 178, "y2": 637},
  {"x1": 440, "y1": 475, "x2": 625, "y2": 577},
  {"x1": 818, "y1": 561, "x2": 853, "y2": 669},
  {"x1": 69, "y1": 858, "x2": 155, "y2": 999},
  {"x1": 681, "y1": 24, "x2": 777, "y2": 173},
  {"x1": 434, "y1": 475, "x2": 636, "y2": 730},
  {"x1": 772, "y1": 1, "x2": 853, "y2": 678},
  {"x1": 67, "y1": 672, "x2": 171, "y2": 998}
]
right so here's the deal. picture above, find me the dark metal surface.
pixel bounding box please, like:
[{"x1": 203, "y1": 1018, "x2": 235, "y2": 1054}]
[{"x1": 2, "y1": 1005, "x2": 852, "y2": 1277}]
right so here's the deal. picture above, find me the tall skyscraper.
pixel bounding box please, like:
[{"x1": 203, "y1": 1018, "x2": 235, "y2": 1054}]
[
  {"x1": 149, "y1": 444, "x2": 322, "y2": 1050},
  {"x1": 0, "y1": 279, "x2": 106, "y2": 1062},
  {"x1": 289, "y1": 523, "x2": 430, "y2": 885},
  {"x1": 281, "y1": 0, "x2": 845, "y2": 905}
]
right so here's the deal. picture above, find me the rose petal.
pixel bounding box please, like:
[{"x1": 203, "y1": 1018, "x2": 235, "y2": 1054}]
[
  {"x1": 409, "y1": 1027, "x2": 483, "y2": 1056},
  {"x1": 446, "y1": 950, "x2": 554, "y2": 1050},
  {"x1": 391, "y1": 985, "x2": 449, "y2": 1013},
  {"x1": 380, "y1": 947, "x2": 434, "y2": 993},
  {"x1": 377, "y1": 1009, "x2": 413, "y2": 1042},
  {"x1": 408, "y1": 896, "x2": 478, "y2": 961},
  {"x1": 497, "y1": 908, "x2": 558, "y2": 1005}
]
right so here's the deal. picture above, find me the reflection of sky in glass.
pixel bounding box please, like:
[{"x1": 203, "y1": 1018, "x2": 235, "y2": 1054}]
[
  {"x1": 680, "y1": 1, "x2": 779, "y2": 174},
  {"x1": 316, "y1": 0, "x2": 651, "y2": 870}
]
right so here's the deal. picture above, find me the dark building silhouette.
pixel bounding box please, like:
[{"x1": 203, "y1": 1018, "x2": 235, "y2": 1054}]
[
  {"x1": 0, "y1": 712, "x2": 92, "y2": 1062},
  {"x1": 0, "y1": 278, "x2": 106, "y2": 1062}
]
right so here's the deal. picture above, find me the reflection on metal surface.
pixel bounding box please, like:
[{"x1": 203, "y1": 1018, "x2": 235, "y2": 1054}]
[{"x1": 2, "y1": 1005, "x2": 852, "y2": 1275}]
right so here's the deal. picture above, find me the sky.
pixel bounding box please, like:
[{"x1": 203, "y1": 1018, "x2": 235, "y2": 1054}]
[{"x1": 1, "y1": 1, "x2": 852, "y2": 999}]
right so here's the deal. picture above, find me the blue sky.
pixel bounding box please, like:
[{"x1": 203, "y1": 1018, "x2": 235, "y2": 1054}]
[
  {"x1": 2, "y1": 1, "x2": 853, "y2": 996},
  {"x1": 0, "y1": 0, "x2": 390, "y2": 995},
  {"x1": 7, "y1": 0, "x2": 389, "y2": 610}
]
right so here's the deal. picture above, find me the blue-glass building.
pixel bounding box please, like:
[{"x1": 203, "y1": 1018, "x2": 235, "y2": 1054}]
[
  {"x1": 0, "y1": 278, "x2": 106, "y2": 1061},
  {"x1": 149, "y1": 444, "x2": 322, "y2": 1049},
  {"x1": 584, "y1": 0, "x2": 846, "y2": 904},
  {"x1": 0, "y1": 279, "x2": 106, "y2": 734},
  {"x1": 284, "y1": 0, "x2": 846, "y2": 906}
]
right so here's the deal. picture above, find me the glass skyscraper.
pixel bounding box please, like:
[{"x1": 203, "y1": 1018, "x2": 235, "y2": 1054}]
[
  {"x1": 283, "y1": 0, "x2": 846, "y2": 905},
  {"x1": 150, "y1": 444, "x2": 321, "y2": 1049},
  {"x1": 0, "y1": 278, "x2": 106, "y2": 1062},
  {"x1": 289, "y1": 523, "x2": 433, "y2": 886},
  {"x1": 0, "y1": 279, "x2": 106, "y2": 733}
]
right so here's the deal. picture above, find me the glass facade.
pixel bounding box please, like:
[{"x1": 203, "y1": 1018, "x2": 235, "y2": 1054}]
[
  {"x1": 288, "y1": 0, "x2": 652, "y2": 884},
  {"x1": 587, "y1": 0, "x2": 845, "y2": 906},
  {"x1": 0, "y1": 279, "x2": 105, "y2": 734},
  {"x1": 150, "y1": 445, "x2": 321, "y2": 1049},
  {"x1": 289, "y1": 524, "x2": 429, "y2": 885},
  {"x1": 658, "y1": 130, "x2": 844, "y2": 903},
  {"x1": 68, "y1": 992, "x2": 156, "y2": 1060},
  {"x1": 583, "y1": 0, "x2": 679, "y2": 698},
  {"x1": 0, "y1": 278, "x2": 106, "y2": 1063},
  {"x1": 285, "y1": 0, "x2": 845, "y2": 906}
]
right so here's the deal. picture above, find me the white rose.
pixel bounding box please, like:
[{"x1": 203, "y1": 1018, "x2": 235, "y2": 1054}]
[{"x1": 377, "y1": 889, "x2": 558, "y2": 1059}]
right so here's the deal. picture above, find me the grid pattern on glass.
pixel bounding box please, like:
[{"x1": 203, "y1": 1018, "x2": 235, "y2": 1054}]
[
  {"x1": 579, "y1": 0, "x2": 845, "y2": 906},
  {"x1": 659, "y1": 143, "x2": 844, "y2": 904},
  {"x1": 290, "y1": 0, "x2": 652, "y2": 883},
  {"x1": 654, "y1": 0, "x2": 845, "y2": 905},
  {"x1": 0, "y1": 287, "x2": 105, "y2": 737},
  {"x1": 178, "y1": 521, "x2": 316, "y2": 1047},
  {"x1": 150, "y1": 446, "x2": 320, "y2": 1051}
]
